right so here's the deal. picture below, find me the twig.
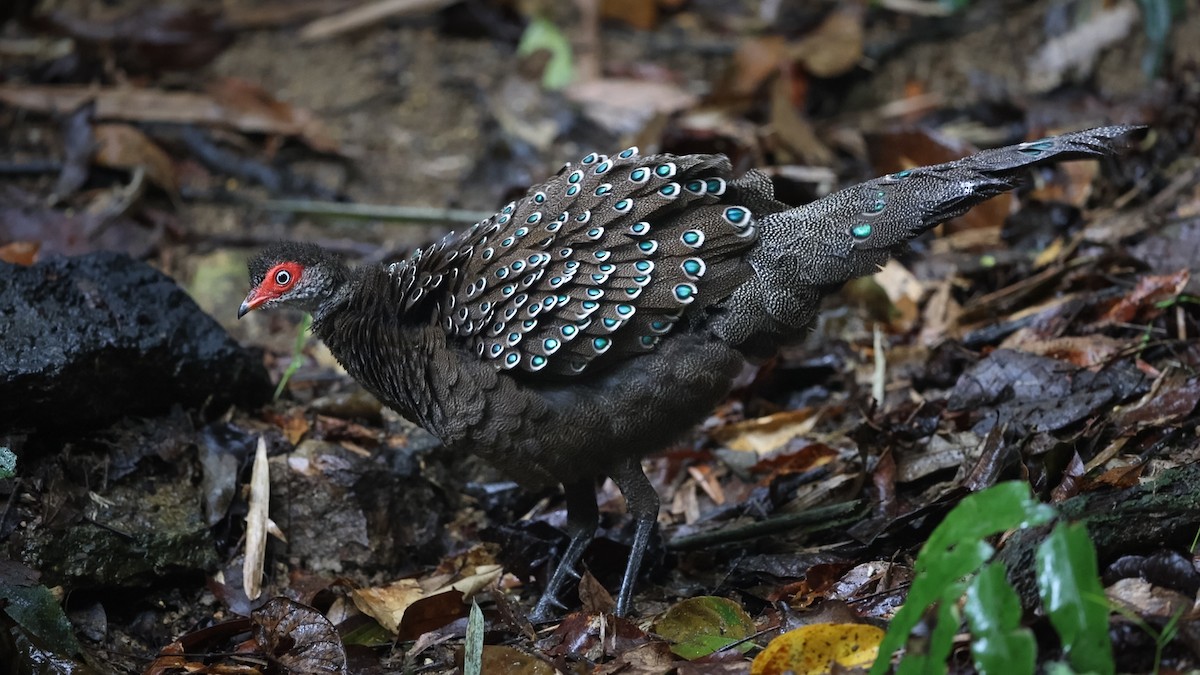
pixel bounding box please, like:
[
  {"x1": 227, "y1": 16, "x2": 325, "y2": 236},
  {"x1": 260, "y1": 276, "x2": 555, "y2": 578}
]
[
  {"x1": 300, "y1": 0, "x2": 461, "y2": 42},
  {"x1": 667, "y1": 500, "x2": 862, "y2": 550}
]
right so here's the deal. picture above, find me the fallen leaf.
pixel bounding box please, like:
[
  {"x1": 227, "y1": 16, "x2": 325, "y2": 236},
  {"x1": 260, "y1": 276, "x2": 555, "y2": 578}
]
[
  {"x1": 721, "y1": 36, "x2": 786, "y2": 99},
  {"x1": 653, "y1": 596, "x2": 756, "y2": 660},
  {"x1": 1026, "y1": 0, "x2": 1139, "y2": 93},
  {"x1": 93, "y1": 123, "x2": 179, "y2": 194},
  {"x1": 712, "y1": 409, "x2": 821, "y2": 455},
  {"x1": 252, "y1": 598, "x2": 347, "y2": 673},
  {"x1": 566, "y1": 78, "x2": 697, "y2": 136},
  {"x1": 789, "y1": 5, "x2": 864, "y2": 78},
  {"x1": 0, "y1": 83, "x2": 338, "y2": 153},
  {"x1": 870, "y1": 128, "x2": 1012, "y2": 233},
  {"x1": 601, "y1": 0, "x2": 659, "y2": 31},
  {"x1": 478, "y1": 645, "x2": 559, "y2": 675},
  {"x1": 1098, "y1": 270, "x2": 1189, "y2": 325},
  {"x1": 769, "y1": 71, "x2": 833, "y2": 165},
  {"x1": 752, "y1": 623, "x2": 884, "y2": 674},
  {"x1": 351, "y1": 564, "x2": 502, "y2": 634},
  {"x1": 0, "y1": 241, "x2": 39, "y2": 266},
  {"x1": 38, "y1": 6, "x2": 234, "y2": 73}
]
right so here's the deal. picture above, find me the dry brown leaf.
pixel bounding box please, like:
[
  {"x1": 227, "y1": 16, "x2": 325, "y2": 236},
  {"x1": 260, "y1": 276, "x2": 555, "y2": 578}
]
[
  {"x1": 252, "y1": 598, "x2": 347, "y2": 673},
  {"x1": 873, "y1": 260, "x2": 924, "y2": 331},
  {"x1": 789, "y1": 5, "x2": 864, "y2": 78},
  {"x1": 565, "y1": 78, "x2": 697, "y2": 136},
  {"x1": 0, "y1": 241, "x2": 39, "y2": 266},
  {"x1": 243, "y1": 437, "x2": 270, "y2": 601},
  {"x1": 1106, "y1": 577, "x2": 1196, "y2": 619},
  {"x1": 0, "y1": 83, "x2": 338, "y2": 153},
  {"x1": 1029, "y1": 158, "x2": 1100, "y2": 207},
  {"x1": 768, "y1": 72, "x2": 833, "y2": 165},
  {"x1": 998, "y1": 333, "x2": 1128, "y2": 367},
  {"x1": 351, "y1": 564, "x2": 502, "y2": 634},
  {"x1": 352, "y1": 579, "x2": 427, "y2": 634},
  {"x1": 712, "y1": 409, "x2": 820, "y2": 455},
  {"x1": 870, "y1": 129, "x2": 1010, "y2": 233},
  {"x1": 600, "y1": 0, "x2": 658, "y2": 30},
  {"x1": 278, "y1": 410, "x2": 310, "y2": 446},
  {"x1": 1090, "y1": 462, "x2": 1145, "y2": 489},
  {"x1": 1027, "y1": 0, "x2": 1138, "y2": 93},
  {"x1": 918, "y1": 278, "x2": 963, "y2": 346},
  {"x1": 725, "y1": 36, "x2": 787, "y2": 99},
  {"x1": 479, "y1": 645, "x2": 559, "y2": 675},
  {"x1": 1099, "y1": 270, "x2": 1189, "y2": 325},
  {"x1": 750, "y1": 443, "x2": 840, "y2": 481},
  {"x1": 686, "y1": 464, "x2": 725, "y2": 506},
  {"x1": 206, "y1": 78, "x2": 338, "y2": 153},
  {"x1": 93, "y1": 123, "x2": 178, "y2": 194},
  {"x1": 579, "y1": 568, "x2": 615, "y2": 615}
]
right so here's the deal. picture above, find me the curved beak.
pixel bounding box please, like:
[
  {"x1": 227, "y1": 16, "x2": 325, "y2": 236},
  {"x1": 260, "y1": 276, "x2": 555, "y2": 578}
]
[{"x1": 238, "y1": 288, "x2": 267, "y2": 319}]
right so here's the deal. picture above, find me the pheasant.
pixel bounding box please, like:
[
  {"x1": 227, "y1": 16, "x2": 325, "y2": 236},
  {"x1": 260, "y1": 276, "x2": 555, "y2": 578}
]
[{"x1": 239, "y1": 126, "x2": 1141, "y2": 618}]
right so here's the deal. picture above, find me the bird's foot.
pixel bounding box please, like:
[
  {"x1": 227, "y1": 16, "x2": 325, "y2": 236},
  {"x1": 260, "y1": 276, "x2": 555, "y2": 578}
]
[
  {"x1": 528, "y1": 531, "x2": 590, "y2": 622},
  {"x1": 530, "y1": 591, "x2": 569, "y2": 623},
  {"x1": 614, "y1": 515, "x2": 656, "y2": 617}
]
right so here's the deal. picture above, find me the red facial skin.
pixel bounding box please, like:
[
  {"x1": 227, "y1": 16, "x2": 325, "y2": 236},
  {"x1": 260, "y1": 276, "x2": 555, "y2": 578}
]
[{"x1": 240, "y1": 261, "x2": 303, "y2": 316}]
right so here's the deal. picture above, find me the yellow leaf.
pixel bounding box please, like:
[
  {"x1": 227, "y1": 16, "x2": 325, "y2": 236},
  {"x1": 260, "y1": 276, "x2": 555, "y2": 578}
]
[{"x1": 751, "y1": 623, "x2": 884, "y2": 675}]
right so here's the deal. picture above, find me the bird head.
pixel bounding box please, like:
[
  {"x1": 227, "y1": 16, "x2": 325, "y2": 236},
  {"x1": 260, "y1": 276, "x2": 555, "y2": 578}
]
[{"x1": 239, "y1": 242, "x2": 348, "y2": 319}]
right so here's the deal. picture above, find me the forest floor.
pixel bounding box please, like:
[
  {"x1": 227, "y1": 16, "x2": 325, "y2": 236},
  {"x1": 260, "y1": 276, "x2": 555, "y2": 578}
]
[{"x1": 2, "y1": 0, "x2": 1200, "y2": 673}]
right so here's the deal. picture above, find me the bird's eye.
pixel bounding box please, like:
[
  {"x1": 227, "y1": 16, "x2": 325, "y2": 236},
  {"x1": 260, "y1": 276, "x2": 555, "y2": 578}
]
[{"x1": 275, "y1": 269, "x2": 292, "y2": 286}]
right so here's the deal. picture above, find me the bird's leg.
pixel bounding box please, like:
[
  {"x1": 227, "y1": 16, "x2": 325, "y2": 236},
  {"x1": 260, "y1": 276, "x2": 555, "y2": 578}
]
[
  {"x1": 611, "y1": 458, "x2": 660, "y2": 618},
  {"x1": 531, "y1": 479, "x2": 598, "y2": 621}
]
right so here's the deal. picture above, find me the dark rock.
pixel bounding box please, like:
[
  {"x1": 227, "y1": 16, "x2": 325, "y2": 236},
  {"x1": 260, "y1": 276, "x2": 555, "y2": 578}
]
[
  {"x1": 13, "y1": 468, "x2": 219, "y2": 587},
  {"x1": 0, "y1": 252, "x2": 272, "y2": 433}
]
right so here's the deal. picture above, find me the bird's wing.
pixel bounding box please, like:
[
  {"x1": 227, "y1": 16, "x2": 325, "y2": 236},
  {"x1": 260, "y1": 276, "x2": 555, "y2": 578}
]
[{"x1": 392, "y1": 148, "x2": 761, "y2": 375}]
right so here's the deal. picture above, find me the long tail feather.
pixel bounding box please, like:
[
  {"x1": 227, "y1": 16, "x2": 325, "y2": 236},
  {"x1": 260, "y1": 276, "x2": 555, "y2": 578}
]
[{"x1": 714, "y1": 125, "x2": 1146, "y2": 352}]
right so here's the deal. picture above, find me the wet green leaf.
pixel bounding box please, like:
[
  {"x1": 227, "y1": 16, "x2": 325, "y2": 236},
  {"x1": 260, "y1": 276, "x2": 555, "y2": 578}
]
[
  {"x1": 0, "y1": 584, "x2": 81, "y2": 656},
  {"x1": 1037, "y1": 522, "x2": 1113, "y2": 675},
  {"x1": 871, "y1": 482, "x2": 1056, "y2": 675},
  {"x1": 896, "y1": 583, "x2": 963, "y2": 675},
  {"x1": 964, "y1": 563, "x2": 1034, "y2": 675}
]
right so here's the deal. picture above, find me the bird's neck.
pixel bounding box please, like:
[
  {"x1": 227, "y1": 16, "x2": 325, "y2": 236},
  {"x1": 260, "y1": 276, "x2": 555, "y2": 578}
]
[
  {"x1": 309, "y1": 263, "x2": 437, "y2": 424},
  {"x1": 311, "y1": 280, "x2": 354, "y2": 326},
  {"x1": 307, "y1": 261, "x2": 358, "y2": 327}
]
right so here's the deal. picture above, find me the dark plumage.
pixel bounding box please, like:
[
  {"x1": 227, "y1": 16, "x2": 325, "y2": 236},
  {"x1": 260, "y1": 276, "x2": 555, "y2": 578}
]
[{"x1": 240, "y1": 126, "x2": 1142, "y2": 618}]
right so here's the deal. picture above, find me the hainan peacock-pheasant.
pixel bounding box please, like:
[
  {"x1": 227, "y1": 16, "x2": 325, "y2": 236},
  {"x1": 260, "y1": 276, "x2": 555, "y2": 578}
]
[{"x1": 239, "y1": 125, "x2": 1142, "y2": 618}]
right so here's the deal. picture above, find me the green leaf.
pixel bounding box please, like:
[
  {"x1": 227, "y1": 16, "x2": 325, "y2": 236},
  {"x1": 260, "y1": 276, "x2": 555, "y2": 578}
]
[
  {"x1": 1036, "y1": 522, "x2": 1113, "y2": 675},
  {"x1": 464, "y1": 599, "x2": 484, "y2": 675},
  {"x1": 653, "y1": 596, "x2": 756, "y2": 659},
  {"x1": 895, "y1": 583, "x2": 964, "y2": 675},
  {"x1": 1137, "y1": 0, "x2": 1185, "y2": 77},
  {"x1": 516, "y1": 17, "x2": 573, "y2": 90},
  {"x1": 0, "y1": 584, "x2": 82, "y2": 656},
  {"x1": 273, "y1": 312, "x2": 312, "y2": 401},
  {"x1": 871, "y1": 482, "x2": 1055, "y2": 675},
  {"x1": 920, "y1": 482, "x2": 1056, "y2": 561},
  {"x1": 964, "y1": 563, "x2": 1035, "y2": 675}
]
